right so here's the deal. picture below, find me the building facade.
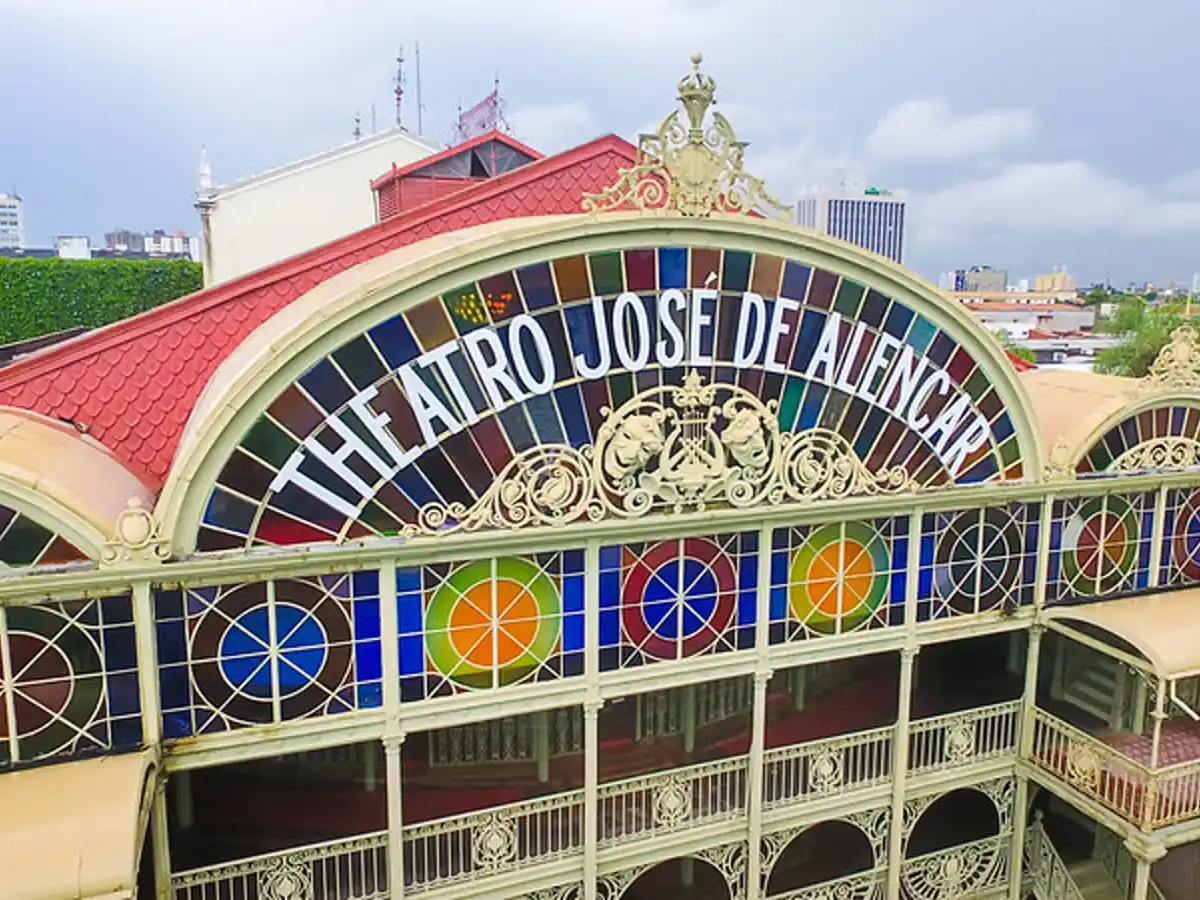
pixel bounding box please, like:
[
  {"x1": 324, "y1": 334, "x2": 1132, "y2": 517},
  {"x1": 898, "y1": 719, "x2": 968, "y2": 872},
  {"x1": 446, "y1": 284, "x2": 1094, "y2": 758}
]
[
  {"x1": 796, "y1": 173, "x2": 905, "y2": 265},
  {"x1": 0, "y1": 192, "x2": 24, "y2": 248},
  {"x1": 196, "y1": 128, "x2": 440, "y2": 287},
  {"x1": 3, "y1": 58, "x2": 1200, "y2": 900}
]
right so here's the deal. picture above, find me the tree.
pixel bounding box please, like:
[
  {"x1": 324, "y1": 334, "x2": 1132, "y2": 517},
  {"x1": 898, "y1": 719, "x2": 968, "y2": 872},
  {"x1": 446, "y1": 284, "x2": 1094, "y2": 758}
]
[
  {"x1": 1093, "y1": 295, "x2": 1186, "y2": 377},
  {"x1": 992, "y1": 327, "x2": 1035, "y2": 364}
]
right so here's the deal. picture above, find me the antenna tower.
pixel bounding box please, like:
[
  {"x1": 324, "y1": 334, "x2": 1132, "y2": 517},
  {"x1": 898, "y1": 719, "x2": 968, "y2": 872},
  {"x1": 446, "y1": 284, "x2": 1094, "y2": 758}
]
[
  {"x1": 415, "y1": 43, "x2": 424, "y2": 135},
  {"x1": 394, "y1": 46, "x2": 406, "y2": 129}
]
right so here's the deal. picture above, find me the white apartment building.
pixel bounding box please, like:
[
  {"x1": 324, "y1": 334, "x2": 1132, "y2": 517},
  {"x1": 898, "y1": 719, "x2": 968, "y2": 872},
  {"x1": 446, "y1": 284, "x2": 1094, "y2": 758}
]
[
  {"x1": 0, "y1": 194, "x2": 24, "y2": 248},
  {"x1": 796, "y1": 171, "x2": 906, "y2": 264},
  {"x1": 196, "y1": 127, "x2": 440, "y2": 286}
]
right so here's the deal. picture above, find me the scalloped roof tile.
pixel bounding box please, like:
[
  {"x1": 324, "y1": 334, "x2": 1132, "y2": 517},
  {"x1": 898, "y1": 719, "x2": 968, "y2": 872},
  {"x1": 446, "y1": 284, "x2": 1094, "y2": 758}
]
[{"x1": 0, "y1": 135, "x2": 638, "y2": 490}]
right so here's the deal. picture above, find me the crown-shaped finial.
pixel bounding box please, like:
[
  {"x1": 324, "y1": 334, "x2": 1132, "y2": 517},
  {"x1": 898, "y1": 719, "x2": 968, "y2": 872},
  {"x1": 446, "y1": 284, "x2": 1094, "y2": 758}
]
[{"x1": 677, "y1": 52, "x2": 716, "y2": 133}]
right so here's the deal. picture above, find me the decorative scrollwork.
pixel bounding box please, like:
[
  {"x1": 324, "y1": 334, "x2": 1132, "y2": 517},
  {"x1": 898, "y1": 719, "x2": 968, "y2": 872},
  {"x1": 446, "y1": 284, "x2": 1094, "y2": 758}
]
[
  {"x1": 101, "y1": 496, "x2": 170, "y2": 566},
  {"x1": 582, "y1": 53, "x2": 791, "y2": 222},
  {"x1": 653, "y1": 776, "x2": 694, "y2": 828},
  {"x1": 944, "y1": 723, "x2": 977, "y2": 764},
  {"x1": 774, "y1": 430, "x2": 912, "y2": 503},
  {"x1": 1110, "y1": 435, "x2": 1200, "y2": 472},
  {"x1": 594, "y1": 371, "x2": 782, "y2": 513},
  {"x1": 472, "y1": 813, "x2": 518, "y2": 869},
  {"x1": 1145, "y1": 326, "x2": 1200, "y2": 391},
  {"x1": 1066, "y1": 742, "x2": 1102, "y2": 791},
  {"x1": 257, "y1": 857, "x2": 313, "y2": 900},
  {"x1": 900, "y1": 836, "x2": 1005, "y2": 900},
  {"x1": 403, "y1": 445, "x2": 602, "y2": 536},
  {"x1": 407, "y1": 371, "x2": 915, "y2": 536},
  {"x1": 808, "y1": 751, "x2": 846, "y2": 794}
]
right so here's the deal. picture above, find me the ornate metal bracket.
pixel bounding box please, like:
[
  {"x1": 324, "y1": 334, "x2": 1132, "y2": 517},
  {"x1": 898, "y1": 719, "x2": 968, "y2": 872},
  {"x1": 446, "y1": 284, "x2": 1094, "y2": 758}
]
[
  {"x1": 404, "y1": 371, "x2": 912, "y2": 537},
  {"x1": 582, "y1": 53, "x2": 792, "y2": 221},
  {"x1": 101, "y1": 497, "x2": 170, "y2": 567}
]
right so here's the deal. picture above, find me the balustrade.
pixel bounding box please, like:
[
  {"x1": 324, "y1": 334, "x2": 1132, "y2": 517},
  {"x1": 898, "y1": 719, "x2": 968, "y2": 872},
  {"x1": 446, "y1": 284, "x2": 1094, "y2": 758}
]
[
  {"x1": 1023, "y1": 816, "x2": 1085, "y2": 900},
  {"x1": 596, "y1": 755, "x2": 748, "y2": 846},
  {"x1": 402, "y1": 790, "x2": 584, "y2": 893},
  {"x1": 771, "y1": 868, "x2": 885, "y2": 900},
  {"x1": 763, "y1": 726, "x2": 894, "y2": 809},
  {"x1": 171, "y1": 831, "x2": 389, "y2": 900},
  {"x1": 907, "y1": 701, "x2": 1021, "y2": 777},
  {"x1": 899, "y1": 833, "x2": 1011, "y2": 900}
]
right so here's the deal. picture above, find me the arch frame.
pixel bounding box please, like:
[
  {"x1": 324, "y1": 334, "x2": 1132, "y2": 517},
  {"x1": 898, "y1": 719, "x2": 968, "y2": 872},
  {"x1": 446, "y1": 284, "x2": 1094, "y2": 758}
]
[
  {"x1": 761, "y1": 811, "x2": 888, "y2": 895},
  {"x1": 157, "y1": 212, "x2": 1046, "y2": 556},
  {"x1": 1070, "y1": 389, "x2": 1200, "y2": 474}
]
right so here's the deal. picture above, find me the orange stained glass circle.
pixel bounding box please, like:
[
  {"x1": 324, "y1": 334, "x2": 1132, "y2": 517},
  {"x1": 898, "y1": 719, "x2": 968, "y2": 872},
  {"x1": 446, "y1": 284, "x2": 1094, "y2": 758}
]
[
  {"x1": 448, "y1": 578, "x2": 540, "y2": 668},
  {"x1": 807, "y1": 540, "x2": 874, "y2": 616}
]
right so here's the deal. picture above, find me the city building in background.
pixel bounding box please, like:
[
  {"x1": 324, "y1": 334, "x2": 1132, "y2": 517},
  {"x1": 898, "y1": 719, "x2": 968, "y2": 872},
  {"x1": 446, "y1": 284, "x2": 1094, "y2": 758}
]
[
  {"x1": 6, "y1": 57, "x2": 1200, "y2": 900},
  {"x1": 0, "y1": 193, "x2": 24, "y2": 248},
  {"x1": 195, "y1": 127, "x2": 440, "y2": 286},
  {"x1": 939, "y1": 265, "x2": 1007, "y2": 293},
  {"x1": 1035, "y1": 266, "x2": 1077, "y2": 293},
  {"x1": 796, "y1": 170, "x2": 906, "y2": 264}
]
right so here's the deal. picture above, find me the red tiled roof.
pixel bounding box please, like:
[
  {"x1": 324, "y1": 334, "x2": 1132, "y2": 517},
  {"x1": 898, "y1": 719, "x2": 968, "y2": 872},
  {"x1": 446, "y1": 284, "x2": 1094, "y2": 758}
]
[
  {"x1": 1005, "y1": 349, "x2": 1036, "y2": 372},
  {"x1": 0, "y1": 135, "x2": 638, "y2": 489},
  {"x1": 370, "y1": 130, "x2": 543, "y2": 189}
]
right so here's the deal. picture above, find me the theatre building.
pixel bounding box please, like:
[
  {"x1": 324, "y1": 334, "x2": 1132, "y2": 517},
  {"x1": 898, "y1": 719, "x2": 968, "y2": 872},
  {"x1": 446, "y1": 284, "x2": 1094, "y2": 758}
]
[{"x1": 8, "y1": 58, "x2": 1200, "y2": 900}]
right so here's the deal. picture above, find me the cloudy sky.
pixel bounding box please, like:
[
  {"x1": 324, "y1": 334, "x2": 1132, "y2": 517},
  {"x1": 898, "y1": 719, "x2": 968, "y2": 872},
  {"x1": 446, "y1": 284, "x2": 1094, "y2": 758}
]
[{"x1": 5, "y1": 0, "x2": 1200, "y2": 285}]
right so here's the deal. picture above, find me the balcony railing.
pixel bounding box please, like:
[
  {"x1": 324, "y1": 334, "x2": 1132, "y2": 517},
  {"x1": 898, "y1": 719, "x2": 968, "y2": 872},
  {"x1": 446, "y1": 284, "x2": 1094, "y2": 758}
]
[
  {"x1": 908, "y1": 701, "x2": 1021, "y2": 777},
  {"x1": 763, "y1": 725, "x2": 894, "y2": 810},
  {"x1": 171, "y1": 830, "x2": 388, "y2": 900},
  {"x1": 402, "y1": 790, "x2": 584, "y2": 893},
  {"x1": 1024, "y1": 815, "x2": 1085, "y2": 900},
  {"x1": 597, "y1": 755, "x2": 748, "y2": 847},
  {"x1": 899, "y1": 833, "x2": 1011, "y2": 899},
  {"x1": 771, "y1": 867, "x2": 885, "y2": 900}
]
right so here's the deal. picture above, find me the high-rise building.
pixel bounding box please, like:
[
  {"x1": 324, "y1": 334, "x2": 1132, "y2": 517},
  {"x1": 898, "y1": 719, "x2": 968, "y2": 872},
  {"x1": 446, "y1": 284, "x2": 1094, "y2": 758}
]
[
  {"x1": 796, "y1": 171, "x2": 906, "y2": 264},
  {"x1": 1035, "y1": 267, "x2": 1076, "y2": 293},
  {"x1": 0, "y1": 194, "x2": 24, "y2": 248}
]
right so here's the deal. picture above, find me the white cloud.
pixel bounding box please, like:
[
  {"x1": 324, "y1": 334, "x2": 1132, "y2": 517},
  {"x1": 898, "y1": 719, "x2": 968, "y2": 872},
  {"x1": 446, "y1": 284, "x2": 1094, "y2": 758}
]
[
  {"x1": 915, "y1": 160, "x2": 1200, "y2": 249},
  {"x1": 508, "y1": 103, "x2": 598, "y2": 154},
  {"x1": 867, "y1": 99, "x2": 1036, "y2": 163}
]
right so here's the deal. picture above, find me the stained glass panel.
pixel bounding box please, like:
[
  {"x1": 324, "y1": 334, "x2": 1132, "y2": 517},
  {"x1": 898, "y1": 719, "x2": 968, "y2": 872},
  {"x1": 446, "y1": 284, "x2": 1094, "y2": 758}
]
[
  {"x1": 770, "y1": 518, "x2": 908, "y2": 642},
  {"x1": 1048, "y1": 493, "x2": 1154, "y2": 603},
  {"x1": 598, "y1": 533, "x2": 756, "y2": 671},
  {"x1": 0, "y1": 503, "x2": 88, "y2": 569},
  {"x1": 200, "y1": 246, "x2": 1025, "y2": 549},
  {"x1": 1162, "y1": 488, "x2": 1200, "y2": 587},
  {"x1": 156, "y1": 573, "x2": 382, "y2": 737},
  {"x1": 917, "y1": 504, "x2": 1039, "y2": 620},
  {"x1": 0, "y1": 595, "x2": 140, "y2": 766},
  {"x1": 1079, "y1": 405, "x2": 1200, "y2": 475},
  {"x1": 397, "y1": 551, "x2": 584, "y2": 701}
]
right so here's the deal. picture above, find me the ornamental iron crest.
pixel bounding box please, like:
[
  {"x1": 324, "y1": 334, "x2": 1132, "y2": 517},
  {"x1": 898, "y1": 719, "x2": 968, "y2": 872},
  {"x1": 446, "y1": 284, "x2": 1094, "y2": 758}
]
[
  {"x1": 404, "y1": 371, "x2": 913, "y2": 537},
  {"x1": 1145, "y1": 326, "x2": 1200, "y2": 391},
  {"x1": 1111, "y1": 435, "x2": 1200, "y2": 471},
  {"x1": 582, "y1": 54, "x2": 792, "y2": 221}
]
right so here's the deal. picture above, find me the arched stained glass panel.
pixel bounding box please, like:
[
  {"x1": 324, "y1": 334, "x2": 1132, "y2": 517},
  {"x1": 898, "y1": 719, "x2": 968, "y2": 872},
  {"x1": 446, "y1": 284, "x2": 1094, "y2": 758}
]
[{"x1": 199, "y1": 247, "x2": 1024, "y2": 550}]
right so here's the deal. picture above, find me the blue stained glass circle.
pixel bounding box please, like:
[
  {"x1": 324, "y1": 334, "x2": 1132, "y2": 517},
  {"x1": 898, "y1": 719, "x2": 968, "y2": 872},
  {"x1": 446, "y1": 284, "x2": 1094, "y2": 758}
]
[{"x1": 219, "y1": 603, "x2": 328, "y2": 698}]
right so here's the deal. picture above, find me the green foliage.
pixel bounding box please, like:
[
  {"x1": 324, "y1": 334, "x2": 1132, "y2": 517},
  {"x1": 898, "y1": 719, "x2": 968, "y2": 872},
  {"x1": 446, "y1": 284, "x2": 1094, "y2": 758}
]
[
  {"x1": 0, "y1": 258, "x2": 202, "y2": 344},
  {"x1": 1094, "y1": 295, "x2": 1186, "y2": 377},
  {"x1": 991, "y1": 327, "x2": 1036, "y2": 364}
]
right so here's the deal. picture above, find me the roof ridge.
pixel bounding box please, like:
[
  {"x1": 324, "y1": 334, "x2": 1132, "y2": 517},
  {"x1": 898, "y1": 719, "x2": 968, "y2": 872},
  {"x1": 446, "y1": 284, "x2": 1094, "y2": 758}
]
[
  {"x1": 370, "y1": 130, "x2": 544, "y2": 188},
  {"x1": 0, "y1": 134, "x2": 637, "y2": 391}
]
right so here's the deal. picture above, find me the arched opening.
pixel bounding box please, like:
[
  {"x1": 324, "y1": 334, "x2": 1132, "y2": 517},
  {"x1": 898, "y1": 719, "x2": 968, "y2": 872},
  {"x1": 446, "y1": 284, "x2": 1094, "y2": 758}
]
[
  {"x1": 906, "y1": 788, "x2": 1000, "y2": 858},
  {"x1": 622, "y1": 856, "x2": 731, "y2": 900},
  {"x1": 766, "y1": 820, "x2": 875, "y2": 895}
]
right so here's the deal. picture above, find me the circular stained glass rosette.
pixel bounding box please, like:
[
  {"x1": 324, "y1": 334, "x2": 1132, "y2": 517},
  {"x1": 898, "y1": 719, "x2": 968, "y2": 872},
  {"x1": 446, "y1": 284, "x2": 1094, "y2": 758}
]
[
  {"x1": 1061, "y1": 496, "x2": 1137, "y2": 594},
  {"x1": 789, "y1": 523, "x2": 890, "y2": 634},
  {"x1": 191, "y1": 581, "x2": 352, "y2": 725},
  {"x1": 4, "y1": 605, "x2": 103, "y2": 758},
  {"x1": 621, "y1": 538, "x2": 737, "y2": 660},
  {"x1": 1172, "y1": 492, "x2": 1200, "y2": 582},
  {"x1": 934, "y1": 509, "x2": 1022, "y2": 613},
  {"x1": 425, "y1": 558, "x2": 561, "y2": 687}
]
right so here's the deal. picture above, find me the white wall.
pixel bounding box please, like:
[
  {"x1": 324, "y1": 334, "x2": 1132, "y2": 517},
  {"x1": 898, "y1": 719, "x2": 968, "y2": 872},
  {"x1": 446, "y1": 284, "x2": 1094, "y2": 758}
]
[{"x1": 202, "y1": 129, "x2": 437, "y2": 286}]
